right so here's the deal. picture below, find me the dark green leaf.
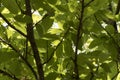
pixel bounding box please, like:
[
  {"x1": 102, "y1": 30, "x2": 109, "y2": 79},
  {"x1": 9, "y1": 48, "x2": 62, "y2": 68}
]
[
  {"x1": 14, "y1": 15, "x2": 32, "y2": 23},
  {"x1": 2, "y1": 0, "x2": 19, "y2": 13}
]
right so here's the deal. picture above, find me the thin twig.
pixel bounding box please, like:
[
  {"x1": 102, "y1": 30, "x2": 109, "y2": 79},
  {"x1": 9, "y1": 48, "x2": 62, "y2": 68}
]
[
  {"x1": 0, "y1": 13, "x2": 27, "y2": 37},
  {"x1": 74, "y1": 0, "x2": 85, "y2": 79},
  {"x1": 0, "y1": 69, "x2": 19, "y2": 80},
  {"x1": 0, "y1": 37, "x2": 37, "y2": 80},
  {"x1": 43, "y1": 27, "x2": 70, "y2": 65}
]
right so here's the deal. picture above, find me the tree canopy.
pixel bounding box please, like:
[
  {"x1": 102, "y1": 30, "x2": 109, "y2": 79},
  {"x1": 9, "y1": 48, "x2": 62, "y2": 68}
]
[{"x1": 0, "y1": 0, "x2": 120, "y2": 80}]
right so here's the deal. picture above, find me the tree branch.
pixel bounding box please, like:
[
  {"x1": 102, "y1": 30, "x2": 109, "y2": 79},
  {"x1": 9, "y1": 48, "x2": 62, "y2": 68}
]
[
  {"x1": 0, "y1": 69, "x2": 19, "y2": 80},
  {"x1": 0, "y1": 13, "x2": 27, "y2": 37},
  {"x1": 25, "y1": 0, "x2": 44, "y2": 80},
  {"x1": 74, "y1": 0, "x2": 85, "y2": 79}
]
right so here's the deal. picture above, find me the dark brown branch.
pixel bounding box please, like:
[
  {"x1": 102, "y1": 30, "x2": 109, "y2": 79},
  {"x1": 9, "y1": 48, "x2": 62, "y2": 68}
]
[
  {"x1": 25, "y1": 0, "x2": 44, "y2": 80},
  {"x1": 0, "y1": 69, "x2": 19, "y2": 80},
  {"x1": 0, "y1": 37, "x2": 37, "y2": 80},
  {"x1": 0, "y1": 13, "x2": 27, "y2": 37},
  {"x1": 74, "y1": 0, "x2": 85, "y2": 80},
  {"x1": 43, "y1": 27, "x2": 70, "y2": 65}
]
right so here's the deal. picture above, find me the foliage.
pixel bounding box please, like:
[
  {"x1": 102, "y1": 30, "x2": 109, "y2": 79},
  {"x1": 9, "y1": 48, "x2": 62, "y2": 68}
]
[{"x1": 0, "y1": 0, "x2": 120, "y2": 80}]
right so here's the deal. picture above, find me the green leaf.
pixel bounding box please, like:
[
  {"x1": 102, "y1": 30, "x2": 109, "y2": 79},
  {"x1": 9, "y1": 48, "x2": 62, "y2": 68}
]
[
  {"x1": 0, "y1": 25, "x2": 7, "y2": 40},
  {"x1": 2, "y1": 0, "x2": 19, "y2": 14},
  {"x1": 64, "y1": 40, "x2": 74, "y2": 57},
  {"x1": 89, "y1": 39, "x2": 101, "y2": 49},
  {"x1": 48, "y1": 28, "x2": 63, "y2": 35},
  {"x1": 77, "y1": 54, "x2": 89, "y2": 65},
  {"x1": 6, "y1": 59, "x2": 22, "y2": 76},
  {"x1": 105, "y1": 25, "x2": 115, "y2": 34},
  {"x1": 36, "y1": 24, "x2": 44, "y2": 37},
  {"x1": 41, "y1": 16, "x2": 54, "y2": 32},
  {"x1": 14, "y1": 15, "x2": 32, "y2": 23},
  {"x1": 0, "y1": 76, "x2": 11, "y2": 80},
  {"x1": 56, "y1": 44, "x2": 63, "y2": 57},
  {"x1": 0, "y1": 49, "x2": 18, "y2": 64},
  {"x1": 36, "y1": 39, "x2": 47, "y2": 49},
  {"x1": 0, "y1": 0, "x2": 119, "y2": 79},
  {"x1": 31, "y1": 0, "x2": 44, "y2": 9},
  {"x1": 42, "y1": 33, "x2": 59, "y2": 40},
  {"x1": 51, "y1": 40, "x2": 60, "y2": 47},
  {"x1": 45, "y1": 72, "x2": 58, "y2": 80},
  {"x1": 101, "y1": 63, "x2": 111, "y2": 73},
  {"x1": 0, "y1": 6, "x2": 4, "y2": 12},
  {"x1": 47, "y1": 0, "x2": 57, "y2": 4},
  {"x1": 108, "y1": 61, "x2": 118, "y2": 79},
  {"x1": 56, "y1": 5, "x2": 69, "y2": 12}
]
